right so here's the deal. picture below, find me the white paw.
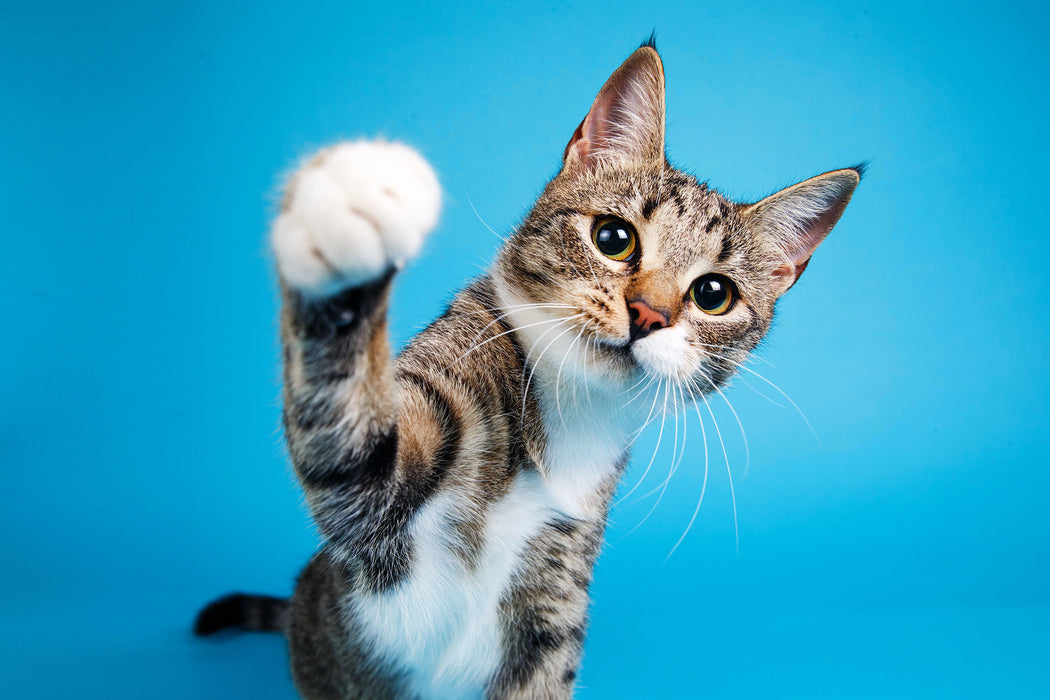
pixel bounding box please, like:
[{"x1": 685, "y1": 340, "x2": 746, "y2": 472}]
[{"x1": 272, "y1": 140, "x2": 441, "y2": 296}]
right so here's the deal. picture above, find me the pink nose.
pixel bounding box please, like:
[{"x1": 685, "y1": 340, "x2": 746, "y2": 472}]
[{"x1": 627, "y1": 299, "x2": 669, "y2": 340}]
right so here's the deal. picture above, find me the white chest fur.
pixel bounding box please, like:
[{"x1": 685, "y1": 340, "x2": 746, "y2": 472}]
[
  {"x1": 351, "y1": 367, "x2": 633, "y2": 697},
  {"x1": 351, "y1": 471, "x2": 560, "y2": 698},
  {"x1": 351, "y1": 286, "x2": 638, "y2": 696}
]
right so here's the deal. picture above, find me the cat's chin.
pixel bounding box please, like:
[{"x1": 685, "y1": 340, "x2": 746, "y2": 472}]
[
  {"x1": 628, "y1": 326, "x2": 692, "y2": 380},
  {"x1": 584, "y1": 335, "x2": 638, "y2": 378},
  {"x1": 584, "y1": 338, "x2": 688, "y2": 391}
]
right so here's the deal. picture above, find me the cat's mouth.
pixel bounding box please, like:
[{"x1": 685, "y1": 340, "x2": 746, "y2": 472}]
[
  {"x1": 619, "y1": 325, "x2": 693, "y2": 379},
  {"x1": 587, "y1": 329, "x2": 631, "y2": 351},
  {"x1": 587, "y1": 333, "x2": 650, "y2": 375},
  {"x1": 585, "y1": 323, "x2": 686, "y2": 371}
]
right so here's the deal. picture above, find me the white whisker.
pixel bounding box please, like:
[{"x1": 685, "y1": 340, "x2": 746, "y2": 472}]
[
  {"x1": 635, "y1": 379, "x2": 688, "y2": 506},
  {"x1": 694, "y1": 341, "x2": 776, "y2": 369},
  {"x1": 697, "y1": 369, "x2": 751, "y2": 478},
  {"x1": 622, "y1": 375, "x2": 664, "y2": 450},
  {"x1": 617, "y1": 380, "x2": 672, "y2": 537},
  {"x1": 738, "y1": 375, "x2": 791, "y2": 410},
  {"x1": 441, "y1": 302, "x2": 576, "y2": 322},
  {"x1": 448, "y1": 313, "x2": 582, "y2": 369},
  {"x1": 699, "y1": 385, "x2": 738, "y2": 555},
  {"x1": 703, "y1": 351, "x2": 819, "y2": 444},
  {"x1": 555, "y1": 322, "x2": 590, "y2": 429},
  {"x1": 582, "y1": 327, "x2": 596, "y2": 410},
  {"x1": 622, "y1": 372, "x2": 660, "y2": 409},
  {"x1": 613, "y1": 377, "x2": 667, "y2": 509},
  {"x1": 520, "y1": 318, "x2": 583, "y2": 428},
  {"x1": 466, "y1": 193, "x2": 508, "y2": 242},
  {"x1": 666, "y1": 389, "x2": 710, "y2": 560}
]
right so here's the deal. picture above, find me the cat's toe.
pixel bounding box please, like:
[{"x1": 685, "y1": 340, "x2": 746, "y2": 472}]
[{"x1": 272, "y1": 140, "x2": 441, "y2": 296}]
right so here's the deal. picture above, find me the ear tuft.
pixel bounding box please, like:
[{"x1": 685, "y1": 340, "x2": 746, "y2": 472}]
[
  {"x1": 562, "y1": 46, "x2": 666, "y2": 174},
  {"x1": 640, "y1": 31, "x2": 658, "y2": 51},
  {"x1": 744, "y1": 168, "x2": 861, "y2": 295}
]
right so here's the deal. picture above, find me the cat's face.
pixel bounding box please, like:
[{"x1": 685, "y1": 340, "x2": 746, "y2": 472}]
[
  {"x1": 496, "y1": 46, "x2": 859, "y2": 401},
  {"x1": 501, "y1": 165, "x2": 775, "y2": 394}
]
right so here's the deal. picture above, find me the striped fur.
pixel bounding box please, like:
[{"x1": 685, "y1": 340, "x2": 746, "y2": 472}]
[{"x1": 197, "y1": 44, "x2": 861, "y2": 699}]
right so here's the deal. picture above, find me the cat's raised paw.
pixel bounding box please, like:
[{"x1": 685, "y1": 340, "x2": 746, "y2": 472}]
[{"x1": 272, "y1": 140, "x2": 441, "y2": 296}]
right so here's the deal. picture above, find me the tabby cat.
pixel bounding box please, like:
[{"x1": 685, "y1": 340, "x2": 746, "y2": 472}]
[{"x1": 195, "y1": 41, "x2": 861, "y2": 699}]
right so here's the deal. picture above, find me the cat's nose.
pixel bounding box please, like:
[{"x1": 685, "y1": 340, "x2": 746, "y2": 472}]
[{"x1": 627, "y1": 299, "x2": 669, "y2": 341}]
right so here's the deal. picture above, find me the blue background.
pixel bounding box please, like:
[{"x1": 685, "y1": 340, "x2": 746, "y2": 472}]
[{"x1": 3, "y1": 1, "x2": 1048, "y2": 697}]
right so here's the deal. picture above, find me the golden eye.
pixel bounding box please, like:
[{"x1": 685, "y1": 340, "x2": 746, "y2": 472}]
[
  {"x1": 592, "y1": 217, "x2": 637, "y2": 261},
  {"x1": 690, "y1": 274, "x2": 735, "y2": 315}
]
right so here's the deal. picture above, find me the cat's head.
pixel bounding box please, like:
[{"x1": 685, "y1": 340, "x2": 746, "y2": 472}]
[{"x1": 496, "y1": 45, "x2": 860, "y2": 398}]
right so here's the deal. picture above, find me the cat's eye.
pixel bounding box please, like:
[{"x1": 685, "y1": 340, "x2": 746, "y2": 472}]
[
  {"x1": 592, "y1": 217, "x2": 637, "y2": 261},
  {"x1": 690, "y1": 274, "x2": 735, "y2": 315}
]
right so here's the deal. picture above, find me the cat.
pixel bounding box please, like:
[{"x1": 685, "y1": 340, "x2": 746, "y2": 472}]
[{"x1": 194, "y1": 40, "x2": 861, "y2": 699}]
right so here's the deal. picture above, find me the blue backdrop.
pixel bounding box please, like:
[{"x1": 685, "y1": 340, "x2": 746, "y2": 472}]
[{"x1": 3, "y1": 1, "x2": 1048, "y2": 697}]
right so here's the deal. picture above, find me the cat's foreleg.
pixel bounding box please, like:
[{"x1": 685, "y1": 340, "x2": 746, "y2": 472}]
[{"x1": 272, "y1": 140, "x2": 440, "y2": 581}]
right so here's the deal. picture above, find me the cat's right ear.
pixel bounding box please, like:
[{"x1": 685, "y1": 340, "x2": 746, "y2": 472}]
[
  {"x1": 562, "y1": 46, "x2": 666, "y2": 174},
  {"x1": 742, "y1": 166, "x2": 863, "y2": 296}
]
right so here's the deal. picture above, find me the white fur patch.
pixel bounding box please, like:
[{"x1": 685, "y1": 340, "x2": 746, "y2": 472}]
[
  {"x1": 540, "y1": 385, "x2": 634, "y2": 517},
  {"x1": 351, "y1": 284, "x2": 644, "y2": 695},
  {"x1": 494, "y1": 281, "x2": 638, "y2": 516},
  {"x1": 352, "y1": 473, "x2": 561, "y2": 698},
  {"x1": 349, "y1": 277, "x2": 656, "y2": 695},
  {"x1": 272, "y1": 140, "x2": 441, "y2": 296},
  {"x1": 630, "y1": 325, "x2": 690, "y2": 379}
]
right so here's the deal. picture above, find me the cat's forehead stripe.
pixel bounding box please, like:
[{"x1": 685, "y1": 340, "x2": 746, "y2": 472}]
[
  {"x1": 716, "y1": 235, "x2": 734, "y2": 264},
  {"x1": 641, "y1": 197, "x2": 658, "y2": 219}
]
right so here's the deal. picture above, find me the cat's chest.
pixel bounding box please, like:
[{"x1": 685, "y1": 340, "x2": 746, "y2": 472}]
[
  {"x1": 534, "y1": 380, "x2": 632, "y2": 516},
  {"x1": 350, "y1": 415, "x2": 627, "y2": 697},
  {"x1": 349, "y1": 477, "x2": 560, "y2": 696}
]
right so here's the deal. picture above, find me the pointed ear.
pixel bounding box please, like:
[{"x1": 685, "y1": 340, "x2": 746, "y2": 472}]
[
  {"x1": 562, "y1": 46, "x2": 666, "y2": 174},
  {"x1": 742, "y1": 166, "x2": 863, "y2": 296}
]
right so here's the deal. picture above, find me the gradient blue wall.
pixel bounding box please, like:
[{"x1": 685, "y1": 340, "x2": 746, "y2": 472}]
[{"x1": 2, "y1": 1, "x2": 1048, "y2": 697}]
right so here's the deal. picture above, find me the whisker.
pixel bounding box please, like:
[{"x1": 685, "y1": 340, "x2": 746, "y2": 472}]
[
  {"x1": 702, "y1": 351, "x2": 819, "y2": 444},
  {"x1": 622, "y1": 369, "x2": 655, "y2": 396},
  {"x1": 666, "y1": 390, "x2": 710, "y2": 560},
  {"x1": 448, "y1": 313, "x2": 582, "y2": 369},
  {"x1": 699, "y1": 385, "x2": 738, "y2": 555},
  {"x1": 613, "y1": 378, "x2": 667, "y2": 509},
  {"x1": 693, "y1": 341, "x2": 776, "y2": 369},
  {"x1": 622, "y1": 375, "x2": 664, "y2": 449},
  {"x1": 458, "y1": 308, "x2": 532, "y2": 357},
  {"x1": 519, "y1": 318, "x2": 582, "y2": 428},
  {"x1": 441, "y1": 302, "x2": 576, "y2": 322},
  {"x1": 696, "y1": 369, "x2": 751, "y2": 478},
  {"x1": 440, "y1": 306, "x2": 575, "y2": 355},
  {"x1": 555, "y1": 322, "x2": 590, "y2": 429},
  {"x1": 466, "y1": 193, "x2": 508, "y2": 242},
  {"x1": 616, "y1": 380, "x2": 672, "y2": 535},
  {"x1": 636, "y1": 379, "x2": 688, "y2": 505},
  {"x1": 582, "y1": 326, "x2": 596, "y2": 411},
  {"x1": 622, "y1": 372, "x2": 660, "y2": 409},
  {"x1": 662, "y1": 381, "x2": 690, "y2": 489},
  {"x1": 738, "y1": 375, "x2": 791, "y2": 410}
]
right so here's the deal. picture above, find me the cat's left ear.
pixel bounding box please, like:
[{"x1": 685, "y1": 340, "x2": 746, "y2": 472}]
[
  {"x1": 562, "y1": 46, "x2": 666, "y2": 174},
  {"x1": 742, "y1": 166, "x2": 863, "y2": 296}
]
